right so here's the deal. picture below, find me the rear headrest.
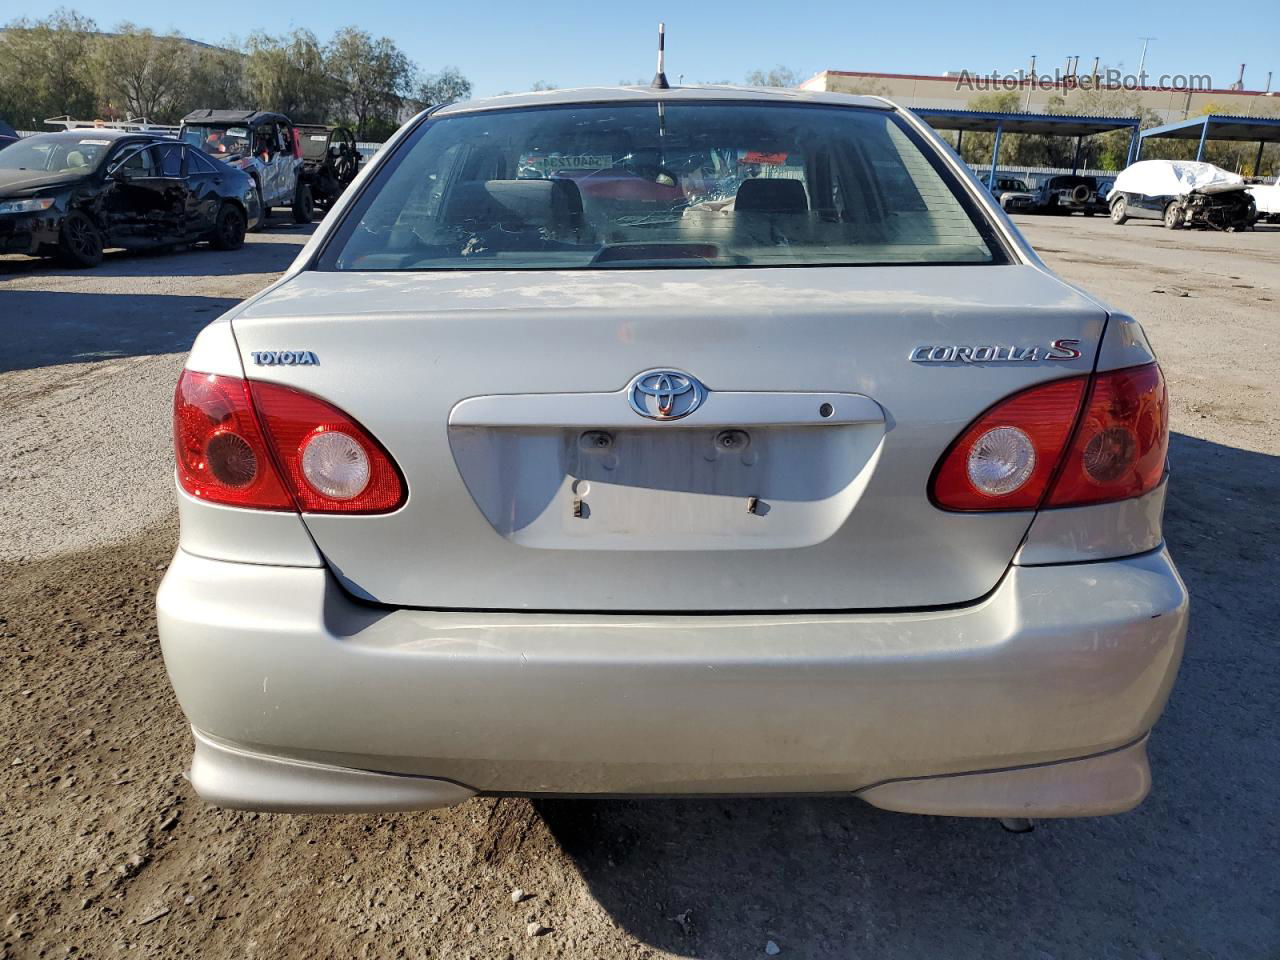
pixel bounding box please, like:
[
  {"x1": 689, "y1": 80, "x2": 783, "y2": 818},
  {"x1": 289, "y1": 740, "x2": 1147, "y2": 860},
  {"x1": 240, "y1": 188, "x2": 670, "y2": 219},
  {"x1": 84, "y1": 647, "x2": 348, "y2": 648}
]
[
  {"x1": 735, "y1": 177, "x2": 808, "y2": 214},
  {"x1": 444, "y1": 179, "x2": 584, "y2": 237}
]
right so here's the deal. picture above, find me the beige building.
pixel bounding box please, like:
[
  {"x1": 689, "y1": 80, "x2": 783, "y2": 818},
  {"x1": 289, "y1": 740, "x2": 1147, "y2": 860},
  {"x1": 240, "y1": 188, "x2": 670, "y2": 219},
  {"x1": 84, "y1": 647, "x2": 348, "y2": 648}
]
[{"x1": 802, "y1": 70, "x2": 1280, "y2": 124}]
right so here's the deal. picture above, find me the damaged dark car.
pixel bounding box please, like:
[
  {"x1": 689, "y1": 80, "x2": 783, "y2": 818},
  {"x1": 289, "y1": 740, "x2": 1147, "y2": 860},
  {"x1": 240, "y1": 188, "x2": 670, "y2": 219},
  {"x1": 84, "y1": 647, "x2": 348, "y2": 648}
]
[{"x1": 0, "y1": 129, "x2": 260, "y2": 267}]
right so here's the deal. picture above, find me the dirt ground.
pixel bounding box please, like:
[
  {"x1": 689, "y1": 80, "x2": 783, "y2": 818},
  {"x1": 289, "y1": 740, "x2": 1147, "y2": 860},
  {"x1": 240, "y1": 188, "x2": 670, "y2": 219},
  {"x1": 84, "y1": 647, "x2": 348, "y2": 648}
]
[{"x1": 2, "y1": 215, "x2": 1278, "y2": 959}]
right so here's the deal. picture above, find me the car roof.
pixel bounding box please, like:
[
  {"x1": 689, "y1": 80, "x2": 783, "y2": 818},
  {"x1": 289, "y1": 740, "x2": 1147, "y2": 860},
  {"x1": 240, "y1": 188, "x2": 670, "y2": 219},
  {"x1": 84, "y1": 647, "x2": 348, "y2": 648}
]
[
  {"x1": 181, "y1": 109, "x2": 290, "y2": 126},
  {"x1": 24, "y1": 129, "x2": 164, "y2": 143},
  {"x1": 433, "y1": 84, "x2": 897, "y2": 117}
]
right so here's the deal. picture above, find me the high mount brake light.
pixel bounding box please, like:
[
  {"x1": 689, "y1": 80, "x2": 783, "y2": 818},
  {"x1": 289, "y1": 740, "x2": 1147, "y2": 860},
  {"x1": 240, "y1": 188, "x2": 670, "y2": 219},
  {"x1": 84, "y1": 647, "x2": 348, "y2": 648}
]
[
  {"x1": 931, "y1": 363, "x2": 1167, "y2": 512},
  {"x1": 173, "y1": 371, "x2": 405, "y2": 514}
]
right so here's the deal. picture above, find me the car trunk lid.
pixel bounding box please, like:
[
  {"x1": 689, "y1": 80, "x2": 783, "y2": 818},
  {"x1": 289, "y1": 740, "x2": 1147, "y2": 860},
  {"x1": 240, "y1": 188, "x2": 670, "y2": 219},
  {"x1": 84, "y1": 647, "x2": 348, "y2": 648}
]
[{"x1": 231, "y1": 264, "x2": 1105, "y2": 611}]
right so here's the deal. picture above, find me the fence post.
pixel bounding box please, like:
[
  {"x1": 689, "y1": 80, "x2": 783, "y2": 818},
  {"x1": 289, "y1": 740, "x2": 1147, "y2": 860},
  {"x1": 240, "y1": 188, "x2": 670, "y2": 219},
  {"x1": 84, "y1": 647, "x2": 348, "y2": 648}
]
[{"x1": 989, "y1": 123, "x2": 1004, "y2": 186}]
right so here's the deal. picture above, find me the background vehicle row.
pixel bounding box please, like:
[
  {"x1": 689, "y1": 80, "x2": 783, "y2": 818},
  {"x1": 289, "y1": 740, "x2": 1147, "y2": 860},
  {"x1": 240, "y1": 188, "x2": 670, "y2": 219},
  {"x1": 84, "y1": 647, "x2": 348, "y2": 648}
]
[
  {"x1": 0, "y1": 129, "x2": 257, "y2": 267},
  {"x1": 180, "y1": 109, "x2": 313, "y2": 225}
]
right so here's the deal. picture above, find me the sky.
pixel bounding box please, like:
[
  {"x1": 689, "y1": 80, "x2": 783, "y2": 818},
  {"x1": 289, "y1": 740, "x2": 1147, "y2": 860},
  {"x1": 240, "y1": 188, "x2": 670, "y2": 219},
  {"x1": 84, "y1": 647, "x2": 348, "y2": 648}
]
[{"x1": 12, "y1": 0, "x2": 1279, "y2": 98}]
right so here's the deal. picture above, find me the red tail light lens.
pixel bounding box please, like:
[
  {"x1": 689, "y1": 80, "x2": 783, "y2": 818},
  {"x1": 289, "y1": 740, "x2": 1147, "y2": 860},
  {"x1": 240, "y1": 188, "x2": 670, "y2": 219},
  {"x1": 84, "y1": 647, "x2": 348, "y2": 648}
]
[
  {"x1": 1046, "y1": 363, "x2": 1167, "y2": 507},
  {"x1": 174, "y1": 371, "x2": 293, "y2": 509},
  {"x1": 174, "y1": 371, "x2": 406, "y2": 513},
  {"x1": 931, "y1": 363, "x2": 1168, "y2": 512},
  {"x1": 249, "y1": 381, "x2": 405, "y2": 514},
  {"x1": 931, "y1": 377, "x2": 1087, "y2": 510}
]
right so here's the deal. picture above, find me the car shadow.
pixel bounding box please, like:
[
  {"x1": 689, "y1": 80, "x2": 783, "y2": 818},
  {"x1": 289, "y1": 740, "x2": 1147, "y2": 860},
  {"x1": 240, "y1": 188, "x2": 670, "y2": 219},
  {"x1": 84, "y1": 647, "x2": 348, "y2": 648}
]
[
  {"x1": 0, "y1": 227, "x2": 318, "y2": 372},
  {"x1": 0, "y1": 289, "x2": 244, "y2": 373},
  {"x1": 0, "y1": 235, "x2": 311, "y2": 281},
  {"x1": 531, "y1": 432, "x2": 1280, "y2": 959}
]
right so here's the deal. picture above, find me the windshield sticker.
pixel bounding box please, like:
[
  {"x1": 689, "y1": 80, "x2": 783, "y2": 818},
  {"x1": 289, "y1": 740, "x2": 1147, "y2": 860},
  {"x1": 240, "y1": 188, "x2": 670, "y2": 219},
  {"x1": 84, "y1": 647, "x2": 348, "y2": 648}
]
[
  {"x1": 79, "y1": 139, "x2": 111, "y2": 146},
  {"x1": 519, "y1": 154, "x2": 615, "y2": 176},
  {"x1": 740, "y1": 151, "x2": 788, "y2": 166}
]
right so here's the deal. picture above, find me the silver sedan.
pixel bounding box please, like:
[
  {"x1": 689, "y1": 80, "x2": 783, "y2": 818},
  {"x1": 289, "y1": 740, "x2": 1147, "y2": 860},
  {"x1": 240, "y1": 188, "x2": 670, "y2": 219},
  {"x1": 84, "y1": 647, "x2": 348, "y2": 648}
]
[{"x1": 158, "y1": 86, "x2": 1187, "y2": 823}]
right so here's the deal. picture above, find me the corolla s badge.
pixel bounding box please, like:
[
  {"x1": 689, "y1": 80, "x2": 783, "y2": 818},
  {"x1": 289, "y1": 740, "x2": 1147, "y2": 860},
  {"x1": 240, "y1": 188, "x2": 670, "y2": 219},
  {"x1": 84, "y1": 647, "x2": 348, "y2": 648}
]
[
  {"x1": 909, "y1": 338, "x2": 1082, "y2": 363},
  {"x1": 628, "y1": 369, "x2": 706, "y2": 420}
]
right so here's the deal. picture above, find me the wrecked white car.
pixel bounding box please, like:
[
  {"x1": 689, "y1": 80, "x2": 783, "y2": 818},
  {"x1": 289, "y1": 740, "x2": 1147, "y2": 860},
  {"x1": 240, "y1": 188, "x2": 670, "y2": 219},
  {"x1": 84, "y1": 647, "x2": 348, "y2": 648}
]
[{"x1": 1109, "y1": 160, "x2": 1256, "y2": 231}]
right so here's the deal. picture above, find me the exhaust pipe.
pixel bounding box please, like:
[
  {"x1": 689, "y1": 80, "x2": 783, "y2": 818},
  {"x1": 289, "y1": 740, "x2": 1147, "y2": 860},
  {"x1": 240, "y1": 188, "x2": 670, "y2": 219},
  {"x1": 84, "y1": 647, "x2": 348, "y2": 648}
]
[{"x1": 998, "y1": 817, "x2": 1036, "y2": 833}]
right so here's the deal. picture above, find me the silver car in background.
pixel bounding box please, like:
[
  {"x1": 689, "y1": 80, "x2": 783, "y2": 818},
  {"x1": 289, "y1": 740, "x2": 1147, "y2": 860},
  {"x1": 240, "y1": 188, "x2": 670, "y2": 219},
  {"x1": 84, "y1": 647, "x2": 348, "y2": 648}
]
[{"x1": 158, "y1": 87, "x2": 1187, "y2": 822}]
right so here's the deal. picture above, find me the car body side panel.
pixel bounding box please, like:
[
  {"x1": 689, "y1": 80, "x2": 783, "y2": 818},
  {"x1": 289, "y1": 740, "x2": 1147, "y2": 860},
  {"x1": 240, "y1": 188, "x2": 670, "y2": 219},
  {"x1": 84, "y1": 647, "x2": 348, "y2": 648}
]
[
  {"x1": 1096, "y1": 311, "x2": 1156, "y2": 370},
  {"x1": 1015, "y1": 480, "x2": 1165, "y2": 566},
  {"x1": 177, "y1": 486, "x2": 322, "y2": 568},
  {"x1": 184, "y1": 159, "x2": 222, "y2": 238},
  {"x1": 1116, "y1": 190, "x2": 1172, "y2": 219}
]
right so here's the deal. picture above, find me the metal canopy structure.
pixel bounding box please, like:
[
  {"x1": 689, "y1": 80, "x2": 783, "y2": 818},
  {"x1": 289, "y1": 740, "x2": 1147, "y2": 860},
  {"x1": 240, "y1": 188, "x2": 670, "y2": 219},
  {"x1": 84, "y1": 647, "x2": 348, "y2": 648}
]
[
  {"x1": 911, "y1": 108, "x2": 1142, "y2": 184},
  {"x1": 1135, "y1": 114, "x2": 1280, "y2": 174}
]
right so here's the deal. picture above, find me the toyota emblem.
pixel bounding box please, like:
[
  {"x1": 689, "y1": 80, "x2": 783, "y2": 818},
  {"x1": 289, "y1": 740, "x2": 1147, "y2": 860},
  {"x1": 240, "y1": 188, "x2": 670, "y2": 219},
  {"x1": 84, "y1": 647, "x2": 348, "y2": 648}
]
[{"x1": 627, "y1": 369, "x2": 706, "y2": 420}]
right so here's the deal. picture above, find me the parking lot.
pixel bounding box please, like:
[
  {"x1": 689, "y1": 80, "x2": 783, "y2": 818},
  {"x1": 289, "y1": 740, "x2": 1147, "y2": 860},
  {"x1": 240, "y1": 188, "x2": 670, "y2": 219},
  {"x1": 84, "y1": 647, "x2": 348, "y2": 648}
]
[{"x1": 2, "y1": 214, "x2": 1277, "y2": 958}]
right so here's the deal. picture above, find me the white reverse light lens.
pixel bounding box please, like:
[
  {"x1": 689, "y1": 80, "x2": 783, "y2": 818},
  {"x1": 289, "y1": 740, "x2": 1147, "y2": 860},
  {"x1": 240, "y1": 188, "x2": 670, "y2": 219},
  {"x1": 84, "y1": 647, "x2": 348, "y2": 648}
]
[
  {"x1": 966, "y1": 426, "x2": 1036, "y2": 496},
  {"x1": 300, "y1": 430, "x2": 370, "y2": 500}
]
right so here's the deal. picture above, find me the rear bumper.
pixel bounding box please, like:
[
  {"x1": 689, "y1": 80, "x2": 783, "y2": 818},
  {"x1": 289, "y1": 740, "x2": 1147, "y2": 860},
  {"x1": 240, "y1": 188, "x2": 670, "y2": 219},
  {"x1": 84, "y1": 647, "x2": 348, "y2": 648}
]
[{"x1": 158, "y1": 547, "x2": 1188, "y2": 816}]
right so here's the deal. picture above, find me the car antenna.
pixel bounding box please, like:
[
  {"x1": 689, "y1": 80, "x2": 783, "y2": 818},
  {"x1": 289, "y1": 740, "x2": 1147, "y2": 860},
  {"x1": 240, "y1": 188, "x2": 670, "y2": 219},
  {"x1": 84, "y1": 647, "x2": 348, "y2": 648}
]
[{"x1": 652, "y1": 22, "x2": 670, "y2": 89}]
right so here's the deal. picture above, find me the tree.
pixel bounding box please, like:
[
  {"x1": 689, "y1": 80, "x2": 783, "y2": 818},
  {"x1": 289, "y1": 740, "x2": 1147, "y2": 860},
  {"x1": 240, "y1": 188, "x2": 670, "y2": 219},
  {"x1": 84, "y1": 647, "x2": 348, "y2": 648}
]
[
  {"x1": 0, "y1": 9, "x2": 98, "y2": 127},
  {"x1": 417, "y1": 66, "x2": 472, "y2": 107},
  {"x1": 325, "y1": 28, "x2": 413, "y2": 140},
  {"x1": 183, "y1": 42, "x2": 247, "y2": 116},
  {"x1": 244, "y1": 29, "x2": 329, "y2": 121},
  {"x1": 956, "y1": 91, "x2": 1022, "y2": 168},
  {"x1": 92, "y1": 25, "x2": 192, "y2": 121},
  {"x1": 745, "y1": 66, "x2": 801, "y2": 88},
  {"x1": 0, "y1": 13, "x2": 485, "y2": 139},
  {"x1": 1052, "y1": 80, "x2": 1160, "y2": 170}
]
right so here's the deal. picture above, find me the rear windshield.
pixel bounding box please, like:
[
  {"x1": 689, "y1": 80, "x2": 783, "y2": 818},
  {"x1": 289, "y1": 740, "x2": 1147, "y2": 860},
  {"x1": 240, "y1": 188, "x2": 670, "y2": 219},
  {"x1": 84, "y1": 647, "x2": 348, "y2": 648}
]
[{"x1": 319, "y1": 102, "x2": 1006, "y2": 271}]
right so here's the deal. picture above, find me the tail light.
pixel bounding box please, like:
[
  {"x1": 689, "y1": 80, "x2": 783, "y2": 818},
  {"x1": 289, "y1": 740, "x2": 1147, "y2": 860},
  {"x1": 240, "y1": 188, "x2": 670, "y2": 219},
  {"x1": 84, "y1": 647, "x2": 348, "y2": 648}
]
[
  {"x1": 174, "y1": 372, "x2": 294, "y2": 510},
  {"x1": 931, "y1": 363, "x2": 1167, "y2": 511},
  {"x1": 249, "y1": 380, "x2": 405, "y2": 513},
  {"x1": 1045, "y1": 364, "x2": 1167, "y2": 507},
  {"x1": 174, "y1": 370, "x2": 405, "y2": 513},
  {"x1": 931, "y1": 377, "x2": 1087, "y2": 510}
]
